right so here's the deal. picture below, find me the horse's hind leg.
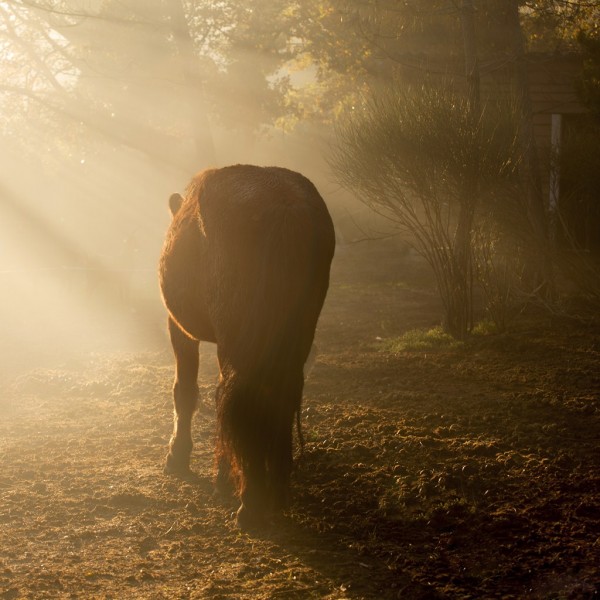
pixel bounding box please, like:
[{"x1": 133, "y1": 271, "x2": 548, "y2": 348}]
[
  {"x1": 237, "y1": 446, "x2": 268, "y2": 530},
  {"x1": 165, "y1": 317, "x2": 199, "y2": 474},
  {"x1": 216, "y1": 371, "x2": 269, "y2": 529},
  {"x1": 269, "y1": 372, "x2": 303, "y2": 512},
  {"x1": 214, "y1": 383, "x2": 235, "y2": 497}
]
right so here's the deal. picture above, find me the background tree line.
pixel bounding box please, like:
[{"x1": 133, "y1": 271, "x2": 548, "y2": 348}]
[{"x1": 1, "y1": 0, "x2": 599, "y2": 338}]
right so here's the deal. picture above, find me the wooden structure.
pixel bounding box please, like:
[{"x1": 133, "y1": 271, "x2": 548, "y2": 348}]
[
  {"x1": 479, "y1": 52, "x2": 598, "y2": 248},
  {"x1": 526, "y1": 54, "x2": 587, "y2": 215}
]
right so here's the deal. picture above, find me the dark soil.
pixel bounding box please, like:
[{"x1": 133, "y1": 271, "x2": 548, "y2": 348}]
[{"x1": 1, "y1": 240, "x2": 599, "y2": 599}]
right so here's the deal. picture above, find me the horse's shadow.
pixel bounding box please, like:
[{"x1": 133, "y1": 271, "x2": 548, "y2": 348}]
[
  {"x1": 247, "y1": 511, "x2": 416, "y2": 599},
  {"x1": 224, "y1": 451, "x2": 432, "y2": 599}
]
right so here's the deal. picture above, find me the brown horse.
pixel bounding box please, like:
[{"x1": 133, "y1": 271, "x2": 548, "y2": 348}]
[{"x1": 159, "y1": 165, "x2": 335, "y2": 528}]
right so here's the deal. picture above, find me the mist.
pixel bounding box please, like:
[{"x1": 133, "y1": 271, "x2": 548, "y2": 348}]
[
  {"x1": 1, "y1": 2, "x2": 599, "y2": 597},
  {"x1": 0, "y1": 1, "x2": 370, "y2": 379}
]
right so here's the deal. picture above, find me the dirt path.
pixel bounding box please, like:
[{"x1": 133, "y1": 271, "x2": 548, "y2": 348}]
[{"x1": 1, "y1": 242, "x2": 599, "y2": 599}]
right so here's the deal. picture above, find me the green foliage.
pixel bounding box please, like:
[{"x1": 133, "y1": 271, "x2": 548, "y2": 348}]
[
  {"x1": 471, "y1": 319, "x2": 501, "y2": 336},
  {"x1": 3, "y1": 0, "x2": 598, "y2": 150},
  {"x1": 521, "y1": 0, "x2": 600, "y2": 52},
  {"x1": 379, "y1": 326, "x2": 463, "y2": 353},
  {"x1": 0, "y1": 0, "x2": 300, "y2": 164}
]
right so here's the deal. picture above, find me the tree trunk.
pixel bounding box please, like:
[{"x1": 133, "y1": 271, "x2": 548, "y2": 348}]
[
  {"x1": 447, "y1": 0, "x2": 481, "y2": 339},
  {"x1": 506, "y1": 0, "x2": 554, "y2": 294}
]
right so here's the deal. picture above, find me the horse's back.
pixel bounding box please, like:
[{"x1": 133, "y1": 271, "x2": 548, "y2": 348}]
[{"x1": 195, "y1": 165, "x2": 331, "y2": 237}]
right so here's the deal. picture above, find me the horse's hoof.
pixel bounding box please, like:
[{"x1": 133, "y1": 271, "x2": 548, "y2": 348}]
[{"x1": 164, "y1": 453, "x2": 190, "y2": 476}]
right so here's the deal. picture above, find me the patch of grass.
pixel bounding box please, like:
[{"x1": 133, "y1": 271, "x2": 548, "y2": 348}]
[
  {"x1": 379, "y1": 326, "x2": 463, "y2": 353},
  {"x1": 472, "y1": 319, "x2": 501, "y2": 336}
]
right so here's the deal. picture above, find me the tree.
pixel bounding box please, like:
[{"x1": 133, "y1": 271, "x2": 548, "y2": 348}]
[
  {"x1": 331, "y1": 83, "x2": 521, "y2": 339},
  {"x1": 0, "y1": 1, "x2": 305, "y2": 170},
  {"x1": 520, "y1": 0, "x2": 600, "y2": 52},
  {"x1": 316, "y1": 1, "x2": 600, "y2": 327}
]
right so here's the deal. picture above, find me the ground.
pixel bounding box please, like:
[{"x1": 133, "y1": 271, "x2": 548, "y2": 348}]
[{"x1": 1, "y1": 240, "x2": 599, "y2": 599}]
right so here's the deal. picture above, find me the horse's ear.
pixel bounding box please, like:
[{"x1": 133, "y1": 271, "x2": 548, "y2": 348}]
[{"x1": 169, "y1": 193, "x2": 183, "y2": 216}]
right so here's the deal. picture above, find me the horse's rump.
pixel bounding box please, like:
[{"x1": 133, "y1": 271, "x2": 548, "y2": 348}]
[{"x1": 195, "y1": 165, "x2": 334, "y2": 375}]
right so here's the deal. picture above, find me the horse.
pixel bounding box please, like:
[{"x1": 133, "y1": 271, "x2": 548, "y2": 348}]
[{"x1": 159, "y1": 164, "x2": 335, "y2": 529}]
